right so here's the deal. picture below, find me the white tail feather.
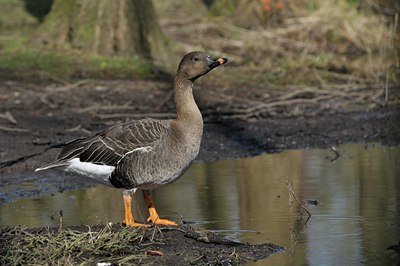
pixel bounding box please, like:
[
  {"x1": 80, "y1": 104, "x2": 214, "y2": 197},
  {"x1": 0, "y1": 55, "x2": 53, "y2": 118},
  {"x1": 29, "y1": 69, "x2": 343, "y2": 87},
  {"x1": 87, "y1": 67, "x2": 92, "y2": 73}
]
[{"x1": 36, "y1": 158, "x2": 115, "y2": 187}]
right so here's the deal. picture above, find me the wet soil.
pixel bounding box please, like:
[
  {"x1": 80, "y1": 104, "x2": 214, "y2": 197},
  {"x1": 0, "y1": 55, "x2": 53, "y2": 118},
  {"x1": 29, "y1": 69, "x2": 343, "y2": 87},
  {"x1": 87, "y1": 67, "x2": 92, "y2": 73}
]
[{"x1": 0, "y1": 224, "x2": 284, "y2": 265}]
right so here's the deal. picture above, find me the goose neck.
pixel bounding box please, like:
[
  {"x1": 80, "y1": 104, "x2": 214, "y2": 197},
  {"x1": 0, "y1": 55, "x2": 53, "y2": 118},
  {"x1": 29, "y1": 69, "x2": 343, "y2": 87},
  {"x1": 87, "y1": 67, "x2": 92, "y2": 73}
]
[{"x1": 174, "y1": 77, "x2": 202, "y2": 124}]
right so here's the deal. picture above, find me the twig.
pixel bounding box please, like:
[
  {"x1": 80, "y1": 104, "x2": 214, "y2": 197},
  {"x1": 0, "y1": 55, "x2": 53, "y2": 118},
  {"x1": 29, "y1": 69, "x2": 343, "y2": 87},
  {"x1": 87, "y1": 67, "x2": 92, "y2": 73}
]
[
  {"x1": 190, "y1": 255, "x2": 204, "y2": 263},
  {"x1": 285, "y1": 177, "x2": 311, "y2": 218},
  {"x1": 278, "y1": 87, "x2": 318, "y2": 101},
  {"x1": 0, "y1": 112, "x2": 17, "y2": 124},
  {"x1": 212, "y1": 79, "x2": 387, "y2": 120},
  {"x1": 49, "y1": 80, "x2": 91, "y2": 92},
  {"x1": 59, "y1": 210, "x2": 63, "y2": 233},
  {"x1": 0, "y1": 125, "x2": 29, "y2": 133},
  {"x1": 150, "y1": 224, "x2": 160, "y2": 242},
  {"x1": 218, "y1": 96, "x2": 331, "y2": 120},
  {"x1": 330, "y1": 146, "x2": 340, "y2": 163},
  {"x1": 49, "y1": 76, "x2": 70, "y2": 85},
  {"x1": 39, "y1": 94, "x2": 58, "y2": 109},
  {"x1": 65, "y1": 125, "x2": 92, "y2": 135}
]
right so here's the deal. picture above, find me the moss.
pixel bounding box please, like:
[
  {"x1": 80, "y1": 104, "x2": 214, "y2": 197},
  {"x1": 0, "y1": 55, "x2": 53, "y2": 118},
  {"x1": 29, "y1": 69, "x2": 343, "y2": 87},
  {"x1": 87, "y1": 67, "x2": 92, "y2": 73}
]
[
  {"x1": 208, "y1": 0, "x2": 236, "y2": 17},
  {"x1": 87, "y1": 55, "x2": 153, "y2": 79},
  {"x1": 0, "y1": 36, "x2": 154, "y2": 82},
  {"x1": 71, "y1": 1, "x2": 98, "y2": 52},
  {"x1": 0, "y1": 0, "x2": 39, "y2": 34}
]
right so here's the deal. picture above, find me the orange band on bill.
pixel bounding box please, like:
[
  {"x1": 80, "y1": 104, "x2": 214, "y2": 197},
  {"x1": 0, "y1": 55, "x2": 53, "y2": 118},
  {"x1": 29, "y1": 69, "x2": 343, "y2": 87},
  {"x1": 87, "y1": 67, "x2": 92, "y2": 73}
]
[{"x1": 217, "y1": 58, "x2": 224, "y2": 64}]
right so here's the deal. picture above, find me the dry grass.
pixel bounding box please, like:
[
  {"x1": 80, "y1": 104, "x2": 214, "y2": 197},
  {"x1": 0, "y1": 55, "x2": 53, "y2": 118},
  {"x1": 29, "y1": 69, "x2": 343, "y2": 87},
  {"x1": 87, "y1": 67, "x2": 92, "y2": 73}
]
[
  {"x1": 0, "y1": 224, "x2": 284, "y2": 265},
  {"x1": 157, "y1": 0, "x2": 399, "y2": 112},
  {"x1": 0, "y1": 0, "x2": 398, "y2": 111},
  {"x1": 0, "y1": 225, "x2": 150, "y2": 265},
  {"x1": 163, "y1": 0, "x2": 397, "y2": 76}
]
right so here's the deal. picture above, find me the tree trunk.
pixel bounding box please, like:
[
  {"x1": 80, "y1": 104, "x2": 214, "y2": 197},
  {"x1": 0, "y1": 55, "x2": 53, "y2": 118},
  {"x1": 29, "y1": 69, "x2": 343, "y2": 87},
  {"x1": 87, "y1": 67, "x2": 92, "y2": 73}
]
[{"x1": 32, "y1": 0, "x2": 168, "y2": 60}]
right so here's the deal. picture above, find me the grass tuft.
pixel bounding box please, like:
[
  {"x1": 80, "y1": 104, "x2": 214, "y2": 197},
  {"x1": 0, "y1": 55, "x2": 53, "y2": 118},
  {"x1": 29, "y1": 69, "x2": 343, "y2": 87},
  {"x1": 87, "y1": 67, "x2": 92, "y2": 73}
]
[{"x1": 0, "y1": 225, "x2": 154, "y2": 265}]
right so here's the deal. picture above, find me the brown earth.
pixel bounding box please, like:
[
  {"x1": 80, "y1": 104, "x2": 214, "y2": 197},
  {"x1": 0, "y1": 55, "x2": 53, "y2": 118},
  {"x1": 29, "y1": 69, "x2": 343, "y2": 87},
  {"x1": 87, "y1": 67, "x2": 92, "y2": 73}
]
[{"x1": 0, "y1": 224, "x2": 284, "y2": 265}]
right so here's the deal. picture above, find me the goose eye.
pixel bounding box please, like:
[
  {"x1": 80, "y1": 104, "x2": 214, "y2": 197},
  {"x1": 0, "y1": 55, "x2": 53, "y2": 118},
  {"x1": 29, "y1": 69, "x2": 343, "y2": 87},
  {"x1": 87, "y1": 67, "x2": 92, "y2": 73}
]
[{"x1": 193, "y1": 57, "x2": 199, "y2": 61}]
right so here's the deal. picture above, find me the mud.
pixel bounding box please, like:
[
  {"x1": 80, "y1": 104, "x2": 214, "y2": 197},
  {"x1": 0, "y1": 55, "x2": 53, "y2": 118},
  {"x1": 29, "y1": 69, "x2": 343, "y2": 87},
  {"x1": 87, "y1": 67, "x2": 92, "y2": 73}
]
[{"x1": 0, "y1": 224, "x2": 284, "y2": 265}]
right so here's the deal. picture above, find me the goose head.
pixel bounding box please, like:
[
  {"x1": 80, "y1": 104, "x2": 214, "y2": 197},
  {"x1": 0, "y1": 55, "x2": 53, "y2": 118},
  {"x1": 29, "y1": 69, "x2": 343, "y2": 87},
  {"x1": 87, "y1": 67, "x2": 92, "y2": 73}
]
[{"x1": 177, "y1": 51, "x2": 228, "y2": 82}]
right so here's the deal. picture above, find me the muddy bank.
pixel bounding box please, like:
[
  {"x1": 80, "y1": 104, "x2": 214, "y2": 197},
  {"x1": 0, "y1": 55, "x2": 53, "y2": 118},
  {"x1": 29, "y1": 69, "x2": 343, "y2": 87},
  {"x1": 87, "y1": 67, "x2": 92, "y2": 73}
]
[
  {"x1": 200, "y1": 105, "x2": 400, "y2": 161},
  {"x1": 0, "y1": 224, "x2": 284, "y2": 265}
]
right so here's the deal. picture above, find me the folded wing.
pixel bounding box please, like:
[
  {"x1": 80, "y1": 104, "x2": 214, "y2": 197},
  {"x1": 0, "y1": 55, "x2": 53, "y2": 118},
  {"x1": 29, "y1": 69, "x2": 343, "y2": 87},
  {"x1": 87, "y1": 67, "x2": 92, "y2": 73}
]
[{"x1": 37, "y1": 119, "x2": 171, "y2": 170}]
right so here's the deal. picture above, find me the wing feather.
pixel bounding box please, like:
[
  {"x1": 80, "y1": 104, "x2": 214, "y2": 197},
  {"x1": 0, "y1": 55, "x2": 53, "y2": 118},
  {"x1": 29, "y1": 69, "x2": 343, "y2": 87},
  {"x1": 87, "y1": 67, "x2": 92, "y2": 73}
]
[{"x1": 52, "y1": 119, "x2": 171, "y2": 167}]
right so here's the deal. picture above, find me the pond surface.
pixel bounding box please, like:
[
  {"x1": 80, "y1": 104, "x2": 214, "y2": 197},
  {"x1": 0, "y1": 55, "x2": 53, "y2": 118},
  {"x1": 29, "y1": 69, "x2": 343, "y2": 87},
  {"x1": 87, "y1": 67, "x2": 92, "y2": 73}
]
[{"x1": 1, "y1": 143, "x2": 399, "y2": 265}]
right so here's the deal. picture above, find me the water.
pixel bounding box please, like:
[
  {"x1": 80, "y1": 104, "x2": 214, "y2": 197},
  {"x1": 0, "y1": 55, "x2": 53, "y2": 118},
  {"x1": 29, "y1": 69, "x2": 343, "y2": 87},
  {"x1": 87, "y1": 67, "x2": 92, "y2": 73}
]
[{"x1": 1, "y1": 143, "x2": 399, "y2": 265}]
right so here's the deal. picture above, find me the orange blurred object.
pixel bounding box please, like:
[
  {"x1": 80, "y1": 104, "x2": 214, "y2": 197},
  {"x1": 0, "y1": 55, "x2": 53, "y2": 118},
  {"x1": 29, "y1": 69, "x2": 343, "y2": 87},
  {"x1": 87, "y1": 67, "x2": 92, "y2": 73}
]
[
  {"x1": 145, "y1": 250, "x2": 164, "y2": 256},
  {"x1": 260, "y1": 0, "x2": 271, "y2": 12}
]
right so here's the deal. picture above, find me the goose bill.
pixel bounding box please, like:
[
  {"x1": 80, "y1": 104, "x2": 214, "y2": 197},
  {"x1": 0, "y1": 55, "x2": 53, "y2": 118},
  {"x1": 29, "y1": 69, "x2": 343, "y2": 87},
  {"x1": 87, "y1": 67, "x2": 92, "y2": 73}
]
[{"x1": 207, "y1": 57, "x2": 228, "y2": 69}]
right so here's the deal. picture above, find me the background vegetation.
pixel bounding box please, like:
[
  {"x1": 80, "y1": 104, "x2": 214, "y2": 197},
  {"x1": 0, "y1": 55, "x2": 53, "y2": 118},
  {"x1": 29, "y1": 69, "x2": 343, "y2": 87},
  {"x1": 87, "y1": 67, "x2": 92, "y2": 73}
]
[{"x1": 0, "y1": 0, "x2": 398, "y2": 105}]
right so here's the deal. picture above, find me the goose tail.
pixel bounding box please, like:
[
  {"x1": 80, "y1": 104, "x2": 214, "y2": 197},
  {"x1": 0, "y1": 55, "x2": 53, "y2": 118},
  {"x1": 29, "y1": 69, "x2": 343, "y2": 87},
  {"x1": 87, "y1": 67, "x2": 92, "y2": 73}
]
[{"x1": 35, "y1": 161, "x2": 69, "y2": 172}]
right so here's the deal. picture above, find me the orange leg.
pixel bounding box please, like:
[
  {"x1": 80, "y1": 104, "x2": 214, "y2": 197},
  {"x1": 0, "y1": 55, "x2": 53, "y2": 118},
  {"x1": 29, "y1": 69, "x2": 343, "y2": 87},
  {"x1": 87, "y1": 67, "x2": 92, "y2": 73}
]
[
  {"x1": 143, "y1": 191, "x2": 177, "y2": 225},
  {"x1": 123, "y1": 194, "x2": 149, "y2": 227}
]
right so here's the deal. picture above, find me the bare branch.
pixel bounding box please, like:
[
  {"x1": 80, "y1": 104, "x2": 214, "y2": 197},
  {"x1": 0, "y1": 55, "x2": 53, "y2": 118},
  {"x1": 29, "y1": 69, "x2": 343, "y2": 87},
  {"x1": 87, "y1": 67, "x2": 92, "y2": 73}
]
[
  {"x1": 0, "y1": 112, "x2": 17, "y2": 124},
  {"x1": 286, "y1": 177, "x2": 311, "y2": 218},
  {"x1": 0, "y1": 125, "x2": 29, "y2": 133}
]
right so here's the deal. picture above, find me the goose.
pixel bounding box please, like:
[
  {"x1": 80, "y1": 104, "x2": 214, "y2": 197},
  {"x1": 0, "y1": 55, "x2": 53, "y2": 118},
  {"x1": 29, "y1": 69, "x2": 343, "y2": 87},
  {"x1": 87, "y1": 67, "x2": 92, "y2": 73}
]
[{"x1": 35, "y1": 51, "x2": 228, "y2": 226}]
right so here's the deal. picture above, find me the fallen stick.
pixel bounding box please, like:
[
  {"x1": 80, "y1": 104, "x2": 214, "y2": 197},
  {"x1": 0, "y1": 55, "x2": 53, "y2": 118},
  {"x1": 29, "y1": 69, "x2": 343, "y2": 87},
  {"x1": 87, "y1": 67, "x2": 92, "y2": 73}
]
[
  {"x1": 217, "y1": 95, "x2": 332, "y2": 120},
  {"x1": 0, "y1": 112, "x2": 17, "y2": 124},
  {"x1": 0, "y1": 125, "x2": 29, "y2": 133},
  {"x1": 64, "y1": 125, "x2": 92, "y2": 135},
  {"x1": 50, "y1": 80, "x2": 91, "y2": 92},
  {"x1": 286, "y1": 177, "x2": 311, "y2": 218}
]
